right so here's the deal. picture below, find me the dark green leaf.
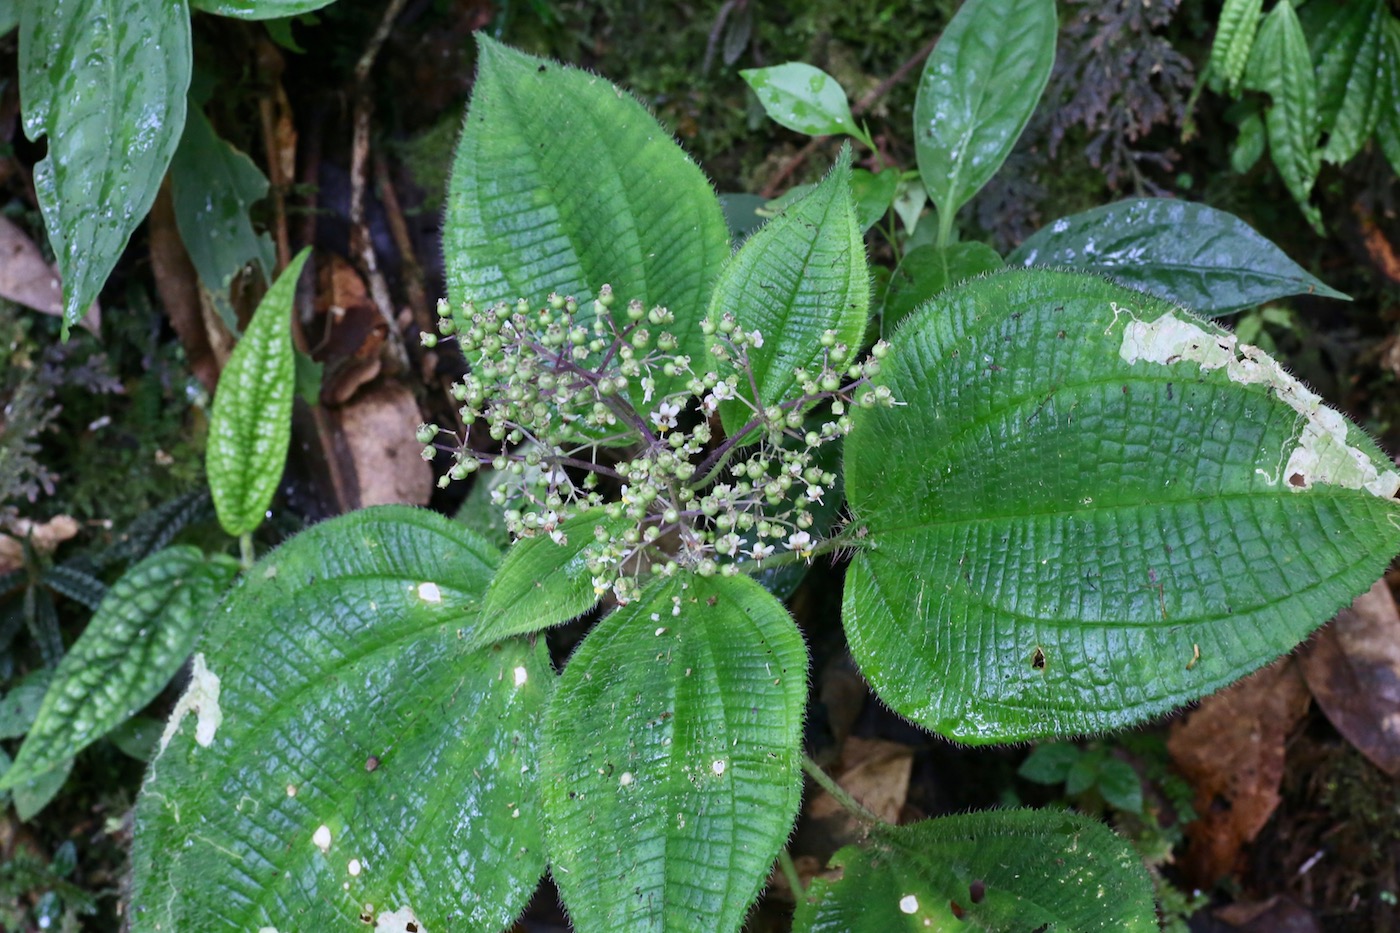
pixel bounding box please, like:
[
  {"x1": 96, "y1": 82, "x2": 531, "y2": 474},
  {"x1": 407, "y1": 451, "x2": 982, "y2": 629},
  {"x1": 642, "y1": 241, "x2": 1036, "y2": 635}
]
[
  {"x1": 129, "y1": 507, "x2": 549, "y2": 932},
  {"x1": 850, "y1": 167, "x2": 900, "y2": 232},
  {"x1": 543, "y1": 574, "x2": 807, "y2": 932},
  {"x1": 1210, "y1": 0, "x2": 1263, "y2": 94},
  {"x1": 0, "y1": 669, "x2": 52, "y2": 739},
  {"x1": 190, "y1": 0, "x2": 338, "y2": 18},
  {"x1": 882, "y1": 242, "x2": 1003, "y2": 334},
  {"x1": 12, "y1": 756, "x2": 71, "y2": 821},
  {"x1": 914, "y1": 0, "x2": 1056, "y2": 230},
  {"x1": 1063, "y1": 752, "x2": 1100, "y2": 796},
  {"x1": 107, "y1": 715, "x2": 163, "y2": 761},
  {"x1": 104, "y1": 488, "x2": 214, "y2": 568},
  {"x1": 1244, "y1": 1, "x2": 1322, "y2": 231},
  {"x1": 741, "y1": 62, "x2": 860, "y2": 139},
  {"x1": 1308, "y1": 0, "x2": 1387, "y2": 165},
  {"x1": 1097, "y1": 758, "x2": 1144, "y2": 814},
  {"x1": 0, "y1": 548, "x2": 237, "y2": 792},
  {"x1": 478, "y1": 508, "x2": 631, "y2": 645},
  {"x1": 1377, "y1": 18, "x2": 1400, "y2": 178},
  {"x1": 0, "y1": 1, "x2": 15, "y2": 35},
  {"x1": 207, "y1": 248, "x2": 309, "y2": 536},
  {"x1": 1231, "y1": 108, "x2": 1267, "y2": 174},
  {"x1": 26, "y1": 585, "x2": 62, "y2": 667},
  {"x1": 1017, "y1": 743, "x2": 1081, "y2": 785},
  {"x1": 793, "y1": 810, "x2": 1156, "y2": 932},
  {"x1": 719, "y1": 193, "x2": 769, "y2": 239},
  {"x1": 844, "y1": 270, "x2": 1400, "y2": 742},
  {"x1": 18, "y1": 0, "x2": 190, "y2": 334},
  {"x1": 1007, "y1": 199, "x2": 1347, "y2": 315},
  {"x1": 41, "y1": 564, "x2": 106, "y2": 611},
  {"x1": 709, "y1": 149, "x2": 869, "y2": 437},
  {"x1": 445, "y1": 36, "x2": 729, "y2": 405}
]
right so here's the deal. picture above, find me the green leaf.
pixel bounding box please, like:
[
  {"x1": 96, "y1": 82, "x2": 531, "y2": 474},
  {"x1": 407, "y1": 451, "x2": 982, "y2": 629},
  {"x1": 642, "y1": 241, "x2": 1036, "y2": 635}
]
[
  {"x1": 170, "y1": 106, "x2": 274, "y2": 319},
  {"x1": 0, "y1": 1, "x2": 16, "y2": 35},
  {"x1": 18, "y1": 0, "x2": 191, "y2": 335},
  {"x1": 41, "y1": 564, "x2": 107, "y2": 611},
  {"x1": 881, "y1": 242, "x2": 1003, "y2": 334},
  {"x1": 0, "y1": 547, "x2": 237, "y2": 792},
  {"x1": 914, "y1": 0, "x2": 1056, "y2": 237},
  {"x1": 1231, "y1": 107, "x2": 1267, "y2": 174},
  {"x1": 741, "y1": 63, "x2": 860, "y2": 139},
  {"x1": 708, "y1": 149, "x2": 869, "y2": 438},
  {"x1": 1376, "y1": 18, "x2": 1400, "y2": 178},
  {"x1": 1096, "y1": 758, "x2": 1144, "y2": 814},
  {"x1": 844, "y1": 270, "x2": 1400, "y2": 743},
  {"x1": 850, "y1": 168, "x2": 900, "y2": 232},
  {"x1": 207, "y1": 248, "x2": 309, "y2": 536},
  {"x1": 1308, "y1": 0, "x2": 1387, "y2": 165},
  {"x1": 1006, "y1": 198, "x2": 1348, "y2": 315},
  {"x1": 1243, "y1": 1, "x2": 1323, "y2": 231},
  {"x1": 190, "y1": 0, "x2": 338, "y2": 18},
  {"x1": 12, "y1": 757, "x2": 71, "y2": 821},
  {"x1": 0, "y1": 669, "x2": 52, "y2": 739},
  {"x1": 1210, "y1": 0, "x2": 1263, "y2": 95},
  {"x1": 543, "y1": 574, "x2": 807, "y2": 932},
  {"x1": 478, "y1": 508, "x2": 631, "y2": 645},
  {"x1": 719, "y1": 192, "x2": 769, "y2": 239},
  {"x1": 1017, "y1": 743, "x2": 1081, "y2": 785},
  {"x1": 108, "y1": 714, "x2": 163, "y2": 761},
  {"x1": 445, "y1": 36, "x2": 729, "y2": 405},
  {"x1": 793, "y1": 810, "x2": 1156, "y2": 932},
  {"x1": 129, "y1": 506, "x2": 550, "y2": 932}
]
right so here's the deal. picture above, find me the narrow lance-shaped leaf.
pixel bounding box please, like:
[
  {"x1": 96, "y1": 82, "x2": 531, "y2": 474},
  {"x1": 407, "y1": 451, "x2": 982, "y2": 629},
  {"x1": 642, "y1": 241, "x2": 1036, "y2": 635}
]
[
  {"x1": 1209, "y1": 0, "x2": 1263, "y2": 94},
  {"x1": 1007, "y1": 198, "x2": 1348, "y2": 316},
  {"x1": 708, "y1": 148, "x2": 869, "y2": 438},
  {"x1": 445, "y1": 36, "x2": 729, "y2": 404},
  {"x1": 18, "y1": 0, "x2": 191, "y2": 335},
  {"x1": 793, "y1": 810, "x2": 1156, "y2": 932},
  {"x1": 477, "y1": 508, "x2": 632, "y2": 646},
  {"x1": 0, "y1": 547, "x2": 237, "y2": 792},
  {"x1": 1243, "y1": 1, "x2": 1323, "y2": 231},
  {"x1": 543, "y1": 573, "x2": 807, "y2": 933},
  {"x1": 129, "y1": 507, "x2": 550, "y2": 933},
  {"x1": 844, "y1": 270, "x2": 1400, "y2": 743},
  {"x1": 1309, "y1": 0, "x2": 1387, "y2": 165},
  {"x1": 741, "y1": 63, "x2": 862, "y2": 140},
  {"x1": 190, "y1": 0, "x2": 338, "y2": 17},
  {"x1": 207, "y1": 248, "x2": 310, "y2": 536},
  {"x1": 914, "y1": 0, "x2": 1056, "y2": 236}
]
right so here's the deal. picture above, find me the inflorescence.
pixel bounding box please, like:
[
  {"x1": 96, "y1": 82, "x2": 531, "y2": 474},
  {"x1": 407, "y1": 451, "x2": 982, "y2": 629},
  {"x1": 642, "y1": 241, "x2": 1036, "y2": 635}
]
[{"x1": 418, "y1": 286, "x2": 896, "y2": 603}]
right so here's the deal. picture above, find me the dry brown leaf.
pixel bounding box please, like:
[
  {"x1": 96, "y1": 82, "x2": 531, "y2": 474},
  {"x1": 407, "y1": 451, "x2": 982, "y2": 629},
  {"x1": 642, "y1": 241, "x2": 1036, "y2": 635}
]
[
  {"x1": 1215, "y1": 896, "x2": 1322, "y2": 933},
  {"x1": 0, "y1": 515, "x2": 81, "y2": 574},
  {"x1": 149, "y1": 182, "x2": 229, "y2": 392},
  {"x1": 806, "y1": 736, "x2": 913, "y2": 850},
  {"x1": 329, "y1": 381, "x2": 431, "y2": 508},
  {"x1": 0, "y1": 215, "x2": 100, "y2": 334},
  {"x1": 1167, "y1": 659, "x2": 1312, "y2": 886},
  {"x1": 1297, "y1": 580, "x2": 1400, "y2": 777}
]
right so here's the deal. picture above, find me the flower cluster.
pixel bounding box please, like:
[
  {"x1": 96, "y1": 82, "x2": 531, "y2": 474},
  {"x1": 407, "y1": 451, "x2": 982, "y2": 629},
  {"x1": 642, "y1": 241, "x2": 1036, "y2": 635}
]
[{"x1": 418, "y1": 286, "x2": 895, "y2": 602}]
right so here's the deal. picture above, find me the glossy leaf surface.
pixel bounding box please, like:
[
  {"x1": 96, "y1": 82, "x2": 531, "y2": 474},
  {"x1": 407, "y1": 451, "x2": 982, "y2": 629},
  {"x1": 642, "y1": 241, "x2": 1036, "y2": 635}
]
[
  {"x1": 1244, "y1": 1, "x2": 1322, "y2": 230},
  {"x1": 1309, "y1": 0, "x2": 1386, "y2": 165},
  {"x1": 741, "y1": 63, "x2": 859, "y2": 139},
  {"x1": 191, "y1": 0, "x2": 338, "y2": 17},
  {"x1": 793, "y1": 810, "x2": 1156, "y2": 932},
  {"x1": 845, "y1": 270, "x2": 1400, "y2": 742},
  {"x1": 1008, "y1": 199, "x2": 1347, "y2": 315},
  {"x1": 1210, "y1": 0, "x2": 1263, "y2": 94},
  {"x1": 207, "y1": 248, "x2": 309, "y2": 536},
  {"x1": 129, "y1": 507, "x2": 550, "y2": 933},
  {"x1": 478, "y1": 508, "x2": 631, "y2": 645},
  {"x1": 0, "y1": 547, "x2": 236, "y2": 792},
  {"x1": 914, "y1": 0, "x2": 1056, "y2": 226},
  {"x1": 543, "y1": 574, "x2": 807, "y2": 932},
  {"x1": 445, "y1": 36, "x2": 729, "y2": 404},
  {"x1": 708, "y1": 150, "x2": 868, "y2": 437},
  {"x1": 18, "y1": 0, "x2": 191, "y2": 334}
]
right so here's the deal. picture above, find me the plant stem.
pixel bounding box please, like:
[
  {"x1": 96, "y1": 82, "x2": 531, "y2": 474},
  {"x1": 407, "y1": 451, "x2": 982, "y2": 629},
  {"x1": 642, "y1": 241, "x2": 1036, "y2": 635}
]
[
  {"x1": 239, "y1": 533, "x2": 255, "y2": 571},
  {"x1": 801, "y1": 754, "x2": 882, "y2": 826},
  {"x1": 778, "y1": 847, "x2": 805, "y2": 898}
]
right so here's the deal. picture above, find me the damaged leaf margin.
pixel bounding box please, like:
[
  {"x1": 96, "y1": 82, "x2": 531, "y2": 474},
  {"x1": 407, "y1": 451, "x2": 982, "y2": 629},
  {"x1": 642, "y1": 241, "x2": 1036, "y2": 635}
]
[{"x1": 1118, "y1": 308, "x2": 1400, "y2": 498}]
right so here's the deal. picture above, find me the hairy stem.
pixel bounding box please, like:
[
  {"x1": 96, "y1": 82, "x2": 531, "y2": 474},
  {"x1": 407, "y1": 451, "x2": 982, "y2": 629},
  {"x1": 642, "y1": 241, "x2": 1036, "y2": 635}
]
[{"x1": 801, "y1": 754, "x2": 883, "y2": 826}]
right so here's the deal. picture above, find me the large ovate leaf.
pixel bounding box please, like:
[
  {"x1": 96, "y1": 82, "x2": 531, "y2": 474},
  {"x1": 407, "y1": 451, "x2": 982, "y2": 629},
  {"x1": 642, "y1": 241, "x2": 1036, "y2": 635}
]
[
  {"x1": 129, "y1": 506, "x2": 550, "y2": 933},
  {"x1": 914, "y1": 0, "x2": 1056, "y2": 234},
  {"x1": 1244, "y1": 1, "x2": 1322, "y2": 231},
  {"x1": 207, "y1": 248, "x2": 309, "y2": 536},
  {"x1": 543, "y1": 573, "x2": 807, "y2": 932},
  {"x1": 170, "y1": 105, "x2": 274, "y2": 325},
  {"x1": 18, "y1": 0, "x2": 191, "y2": 335},
  {"x1": 1209, "y1": 0, "x2": 1263, "y2": 95},
  {"x1": 190, "y1": 0, "x2": 338, "y2": 17},
  {"x1": 793, "y1": 809, "x2": 1156, "y2": 932},
  {"x1": 1007, "y1": 199, "x2": 1347, "y2": 315},
  {"x1": 478, "y1": 508, "x2": 632, "y2": 645},
  {"x1": 708, "y1": 149, "x2": 869, "y2": 437},
  {"x1": 445, "y1": 36, "x2": 729, "y2": 404},
  {"x1": 0, "y1": 547, "x2": 237, "y2": 792},
  {"x1": 844, "y1": 270, "x2": 1400, "y2": 743},
  {"x1": 741, "y1": 63, "x2": 861, "y2": 139},
  {"x1": 1308, "y1": 0, "x2": 1387, "y2": 166}
]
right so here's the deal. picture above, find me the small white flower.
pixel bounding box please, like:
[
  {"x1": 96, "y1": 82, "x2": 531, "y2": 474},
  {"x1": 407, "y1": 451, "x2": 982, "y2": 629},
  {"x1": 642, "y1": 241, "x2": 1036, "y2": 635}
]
[
  {"x1": 750, "y1": 542, "x2": 775, "y2": 561},
  {"x1": 651, "y1": 401, "x2": 681, "y2": 433},
  {"x1": 641, "y1": 376, "x2": 656, "y2": 404},
  {"x1": 786, "y1": 531, "x2": 813, "y2": 557},
  {"x1": 805, "y1": 485, "x2": 825, "y2": 503},
  {"x1": 702, "y1": 394, "x2": 720, "y2": 414},
  {"x1": 749, "y1": 330, "x2": 764, "y2": 348},
  {"x1": 711, "y1": 380, "x2": 735, "y2": 401}
]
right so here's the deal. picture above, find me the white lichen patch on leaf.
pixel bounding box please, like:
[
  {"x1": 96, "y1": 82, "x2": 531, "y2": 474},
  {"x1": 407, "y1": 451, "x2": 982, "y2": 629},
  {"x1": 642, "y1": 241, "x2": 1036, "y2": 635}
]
[
  {"x1": 157, "y1": 653, "x2": 223, "y2": 754},
  {"x1": 899, "y1": 894, "x2": 919, "y2": 914},
  {"x1": 312, "y1": 824, "x2": 332, "y2": 852},
  {"x1": 513, "y1": 665, "x2": 528, "y2": 687},
  {"x1": 416, "y1": 581, "x2": 442, "y2": 603},
  {"x1": 375, "y1": 906, "x2": 425, "y2": 932},
  {"x1": 1120, "y1": 312, "x2": 1400, "y2": 498}
]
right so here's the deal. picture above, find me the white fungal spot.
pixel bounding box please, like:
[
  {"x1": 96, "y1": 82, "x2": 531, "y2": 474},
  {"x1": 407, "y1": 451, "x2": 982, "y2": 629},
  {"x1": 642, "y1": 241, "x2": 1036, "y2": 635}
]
[
  {"x1": 416, "y1": 582, "x2": 442, "y2": 603},
  {"x1": 157, "y1": 653, "x2": 223, "y2": 754},
  {"x1": 286, "y1": 784, "x2": 297, "y2": 798},
  {"x1": 711, "y1": 759, "x2": 726, "y2": 776},
  {"x1": 899, "y1": 894, "x2": 919, "y2": 914},
  {"x1": 620, "y1": 772, "x2": 634, "y2": 786},
  {"x1": 348, "y1": 858, "x2": 363, "y2": 876},
  {"x1": 513, "y1": 666, "x2": 528, "y2": 687},
  {"x1": 313, "y1": 824, "x2": 332, "y2": 853},
  {"x1": 375, "y1": 906, "x2": 424, "y2": 933},
  {"x1": 654, "y1": 627, "x2": 667, "y2": 637},
  {"x1": 1119, "y1": 312, "x2": 1400, "y2": 498}
]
